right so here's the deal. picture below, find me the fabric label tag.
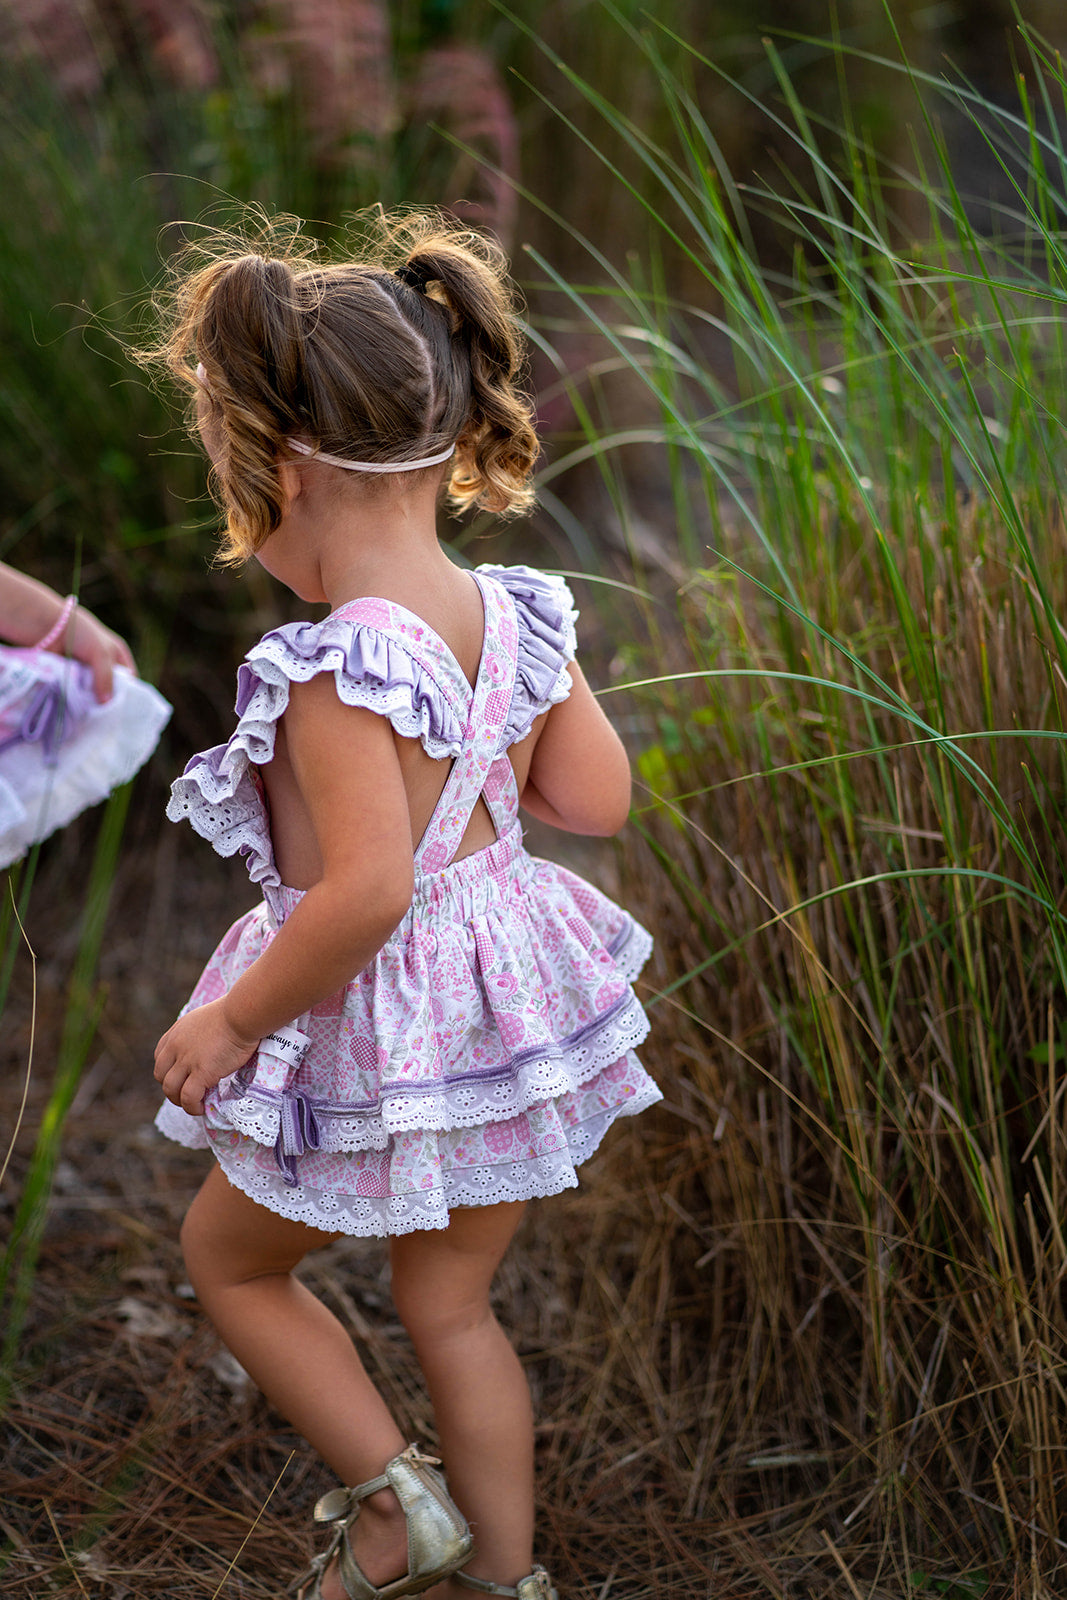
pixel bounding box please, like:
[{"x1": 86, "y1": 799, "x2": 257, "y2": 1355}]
[{"x1": 257, "y1": 1024, "x2": 311, "y2": 1068}]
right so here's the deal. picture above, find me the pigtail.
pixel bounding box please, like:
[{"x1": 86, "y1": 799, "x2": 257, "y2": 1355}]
[
  {"x1": 197, "y1": 256, "x2": 310, "y2": 560},
  {"x1": 140, "y1": 243, "x2": 318, "y2": 562},
  {"x1": 390, "y1": 225, "x2": 538, "y2": 517}
]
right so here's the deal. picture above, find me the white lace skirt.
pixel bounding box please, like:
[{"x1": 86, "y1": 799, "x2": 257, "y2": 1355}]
[{"x1": 0, "y1": 649, "x2": 170, "y2": 867}]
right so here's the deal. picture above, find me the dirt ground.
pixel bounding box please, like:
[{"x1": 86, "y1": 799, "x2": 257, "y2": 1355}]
[{"x1": 0, "y1": 777, "x2": 735, "y2": 1600}]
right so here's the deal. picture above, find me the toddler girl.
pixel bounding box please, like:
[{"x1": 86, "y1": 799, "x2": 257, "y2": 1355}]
[{"x1": 147, "y1": 211, "x2": 660, "y2": 1600}]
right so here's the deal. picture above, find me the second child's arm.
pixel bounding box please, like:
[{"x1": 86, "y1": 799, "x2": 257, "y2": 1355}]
[
  {"x1": 155, "y1": 676, "x2": 415, "y2": 1114},
  {"x1": 0, "y1": 563, "x2": 135, "y2": 701}
]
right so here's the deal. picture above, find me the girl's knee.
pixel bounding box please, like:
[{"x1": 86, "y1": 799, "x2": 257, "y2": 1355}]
[
  {"x1": 179, "y1": 1201, "x2": 222, "y2": 1294},
  {"x1": 391, "y1": 1269, "x2": 493, "y2": 1349},
  {"x1": 389, "y1": 1202, "x2": 525, "y2": 1345},
  {"x1": 179, "y1": 1177, "x2": 259, "y2": 1295},
  {"x1": 179, "y1": 1164, "x2": 328, "y2": 1295}
]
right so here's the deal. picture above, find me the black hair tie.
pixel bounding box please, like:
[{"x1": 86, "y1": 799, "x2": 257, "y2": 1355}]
[{"x1": 396, "y1": 262, "x2": 432, "y2": 294}]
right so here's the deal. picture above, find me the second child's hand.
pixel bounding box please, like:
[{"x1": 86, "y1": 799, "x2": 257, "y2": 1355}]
[{"x1": 154, "y1": 1001, "x2": 261, "y2": 1116}]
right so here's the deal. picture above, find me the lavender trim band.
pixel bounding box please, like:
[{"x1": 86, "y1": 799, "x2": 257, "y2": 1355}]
[{"x1": 232, "y1": 965, "x2": 645, "y2": 1181}]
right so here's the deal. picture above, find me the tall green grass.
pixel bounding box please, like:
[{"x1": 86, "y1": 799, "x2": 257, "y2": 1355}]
[
  {"x1": 522, "y1": 10, "x2": 1067, "y2": 1593},
  {"x1": 0, "y1": 783, "x2": 132, "y2": 1405}
]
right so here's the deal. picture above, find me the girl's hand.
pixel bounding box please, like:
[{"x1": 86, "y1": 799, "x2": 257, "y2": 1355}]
[{"x1": 154, "y1": 1001, "x2": 260, "y2": 1116}]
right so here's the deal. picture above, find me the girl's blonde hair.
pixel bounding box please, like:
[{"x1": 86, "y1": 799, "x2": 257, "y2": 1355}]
[{"x1": 139, "y1": 210, "x2": 538, "y2": 563}]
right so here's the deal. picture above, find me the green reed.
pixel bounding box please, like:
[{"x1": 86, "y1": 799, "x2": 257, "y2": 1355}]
[
  {"x1": 518, "y1": 9, "x2": 1067, "y2": 1592},
  {"x1": 0, "y1": 780, "x2": 131, "y2": 1405}
]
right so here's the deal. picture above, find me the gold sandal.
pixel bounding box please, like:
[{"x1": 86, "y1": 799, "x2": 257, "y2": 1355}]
[
  {"x1": 297, "y1": 1444, "x2": 473, "y2": 1600},
  {"x1": 456, "y1": 1567, "x2": 558, "y2": 1600}
]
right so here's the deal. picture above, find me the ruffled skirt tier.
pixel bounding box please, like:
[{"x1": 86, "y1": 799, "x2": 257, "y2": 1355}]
[{"x1": 155, "y1": 824, "x2": 658, "y2": 1235}]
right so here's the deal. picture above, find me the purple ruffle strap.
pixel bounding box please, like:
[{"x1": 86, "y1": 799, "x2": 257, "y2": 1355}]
[
  {"x1": 167, "y1": 617, "x2": 470, "y2": 888},
  {"x1": 236, "y1": 620, "x2": 466, "y2": 753},
  {"x1": 476, "y1": 566, "x2": 578, "y2": 746},
  {"x1": 167, "y1": 564, "x2": 580, "y2": 886}
]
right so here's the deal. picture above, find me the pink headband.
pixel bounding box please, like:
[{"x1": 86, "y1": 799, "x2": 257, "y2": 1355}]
[
  {"x1": 286, "y1": 438, "x2": 455, "y2": 474},
  {"x1": 194, "y1": 362, "x2": 455, "y2": 475}
]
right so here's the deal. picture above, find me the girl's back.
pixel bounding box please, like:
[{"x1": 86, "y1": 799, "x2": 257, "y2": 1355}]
[
  {"x1": 253, "y1": 526, "x2": 633, "y2": 890},
  {"x1": 261, "y1": 546, "x2": 496, "y2": 888}
]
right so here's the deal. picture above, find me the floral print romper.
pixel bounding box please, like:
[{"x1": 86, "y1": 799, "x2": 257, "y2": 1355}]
[{"x1": 156, "y1": 565, "x2": 659, "y2": 1236}]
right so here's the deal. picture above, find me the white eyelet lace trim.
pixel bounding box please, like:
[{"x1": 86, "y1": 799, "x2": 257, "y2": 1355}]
[{"x1": 207, "y1": 1086, "x2": 661, "y2": 1236}]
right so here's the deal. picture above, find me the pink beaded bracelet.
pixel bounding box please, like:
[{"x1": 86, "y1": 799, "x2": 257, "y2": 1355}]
[{"x1": 35, "y1": 594, "x2": 77, "y2": 651}]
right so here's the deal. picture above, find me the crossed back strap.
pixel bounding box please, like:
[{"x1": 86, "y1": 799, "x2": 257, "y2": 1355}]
[{"x1": 413, "y1": 573, "x2": 519, "y2": 875}]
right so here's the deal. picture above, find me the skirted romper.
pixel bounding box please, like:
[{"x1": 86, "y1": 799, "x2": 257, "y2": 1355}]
[{"x1": 156, "y1": 564, "x2": 660, "y2": 1236}]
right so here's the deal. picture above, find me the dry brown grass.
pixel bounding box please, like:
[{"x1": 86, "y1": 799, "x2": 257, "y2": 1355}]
[
  {"x1": 0, "y1": 787, "x2": 737, "y2": 1600},
  {"x1": 605, "y1": 490, "x2": 1067, "y2": 1598},
  {"x1": 5, "y1": 493, "x2": 1067, "y2": 1598}
]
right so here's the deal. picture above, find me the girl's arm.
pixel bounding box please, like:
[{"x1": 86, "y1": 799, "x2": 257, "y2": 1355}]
[
  {"x1": 154, "y1": 675, "x2": 415, "y2": 1115},
  {"x1": 519, "y1": 662, "x2": 632, "y2": 836},
  {"x1": 0, "y1": 562, "x2": 135, "y2": 701}
]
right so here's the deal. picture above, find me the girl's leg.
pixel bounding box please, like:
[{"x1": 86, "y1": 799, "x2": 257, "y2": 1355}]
[
  {"x1": 390, "y1": 1202, "x2": 533, "y2": 1595},
  {"x1": 181, "y1": 1164, "x2": 409, "y2": 1596}
]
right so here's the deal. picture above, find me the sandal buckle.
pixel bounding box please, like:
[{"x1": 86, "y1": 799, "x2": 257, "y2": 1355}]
[{"x1": 312, "y1": 1486, "x2": 353, "y2": 1524}]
